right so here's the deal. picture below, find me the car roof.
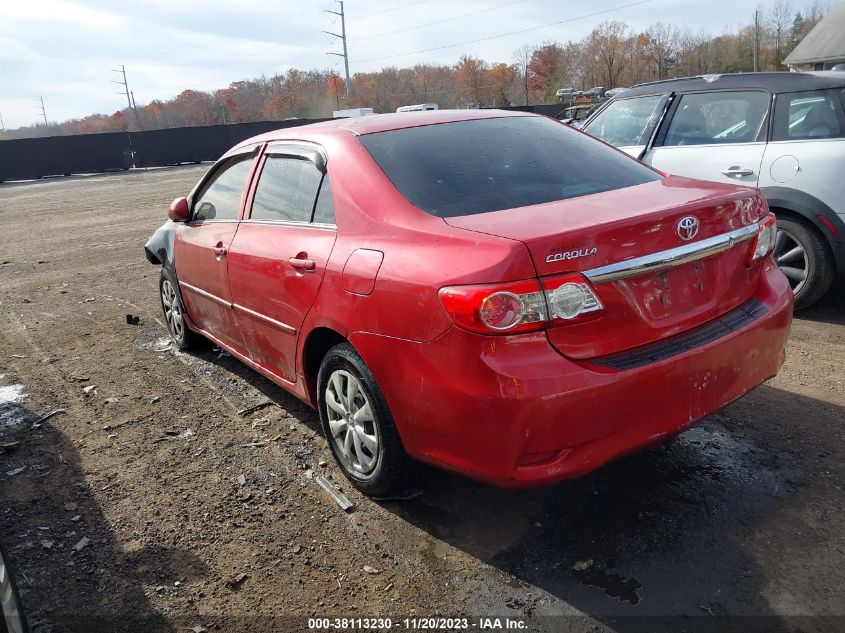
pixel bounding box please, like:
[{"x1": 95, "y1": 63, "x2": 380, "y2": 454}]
[
  {"x1": 620, "y1": 71, "x2": 845, "y2": 97},
  {"x1": 236, "y1": 109, "x2": 535, "y2": 148}
]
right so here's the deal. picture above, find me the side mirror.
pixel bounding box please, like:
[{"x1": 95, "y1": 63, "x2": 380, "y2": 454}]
[{"x1": 168, "y1": 197, "x2": 190, "y2": 222}]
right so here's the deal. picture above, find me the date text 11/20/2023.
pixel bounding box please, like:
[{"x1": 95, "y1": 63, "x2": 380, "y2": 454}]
[{"x1": 307, "y1": 617, "x2": 527, "y2": 630}]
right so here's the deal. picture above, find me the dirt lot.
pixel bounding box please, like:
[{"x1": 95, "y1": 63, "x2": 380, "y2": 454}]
[{"x1": 0, "y1": 167, "x2": 843, "y2": 633}]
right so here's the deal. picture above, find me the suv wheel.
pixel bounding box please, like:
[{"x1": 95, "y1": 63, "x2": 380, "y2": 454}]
[
  {"x1": 774, "y1": 217, "x2": 835, "y2": 310},
  {"x1": 317, "y1": 343, "x2": 408, "y2": 496}
]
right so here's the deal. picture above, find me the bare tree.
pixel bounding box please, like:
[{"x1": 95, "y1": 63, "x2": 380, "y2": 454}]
[
  {"x1": 513, "y1": 44, "x2": 536, "y2": 106},
  {"x1": 768, "y1": 0, "x2": 793, "y2": 65}
]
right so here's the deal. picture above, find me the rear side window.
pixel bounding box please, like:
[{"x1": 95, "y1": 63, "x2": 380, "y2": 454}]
[
  {"x1": 772, "y1": 90, "x2": 845, "y2": 141},
  {"x1": 312, "y1": 175, "x2": 335, "y2": 224},
  {"x1": 192, "y1": 155, "x2": 253, "y2": 222},
  {"x1": 659, "y1": 91, "x2": 770, "y2": 146},
  {"x1": 359, "y1": 116, "x2": 659, "y2": 218},
  {"x1": 582, "y1": 95, "x2": 666, "y2": 146},
  {"x1": 251, "y1": 156, "x2": 323, "y2": 222}
]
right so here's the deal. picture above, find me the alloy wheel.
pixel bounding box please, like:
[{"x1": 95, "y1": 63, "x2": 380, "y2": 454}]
[
  {"x1": 773, "y1": 227, "x2": 809, "y2": 296},
  {"x1": 325, "y1": 369, "x2": 380, "y2": 477},
  {"x1": 161, "y1": 279, "x2": 185, "y2": 341}
]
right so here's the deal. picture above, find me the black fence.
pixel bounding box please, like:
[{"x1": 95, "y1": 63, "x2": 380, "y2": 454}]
[
  {"x1": 0, "y1": 106, "x2": 581, "y2": 183},
  {"x1": 0, "y1": 119, "x2": 329, "y2": 183}
]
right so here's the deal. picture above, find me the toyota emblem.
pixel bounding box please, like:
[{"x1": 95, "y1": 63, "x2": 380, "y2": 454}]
[{"x1": 676, "y1": 216, "x2": 700, "y2": 241}]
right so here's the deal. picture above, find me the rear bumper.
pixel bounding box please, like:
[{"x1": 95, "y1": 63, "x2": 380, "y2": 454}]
[{"x1": 350, "y1": 262, "x2": 793, "y2": 488}]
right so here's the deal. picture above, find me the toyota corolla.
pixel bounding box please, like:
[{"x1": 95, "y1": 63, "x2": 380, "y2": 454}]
[{"x1": 144, "y1": 110, "x2": 793, "y2": 495}]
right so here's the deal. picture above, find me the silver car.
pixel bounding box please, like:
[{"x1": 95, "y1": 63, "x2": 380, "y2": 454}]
[{"x1": 581, "y1": 72, "x2": 845, "y2": 308}]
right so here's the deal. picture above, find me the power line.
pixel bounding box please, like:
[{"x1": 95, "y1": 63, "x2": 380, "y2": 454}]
[
  {"x1": 324, "y1": 1, "x2": 351, "y2": 98},
  {"x1": 353, "y1": 0, "x2": 652, "y2": 64},
  {"x1": 348, "y1": 0, "x2": 429, "y2": 22},
  {"x1": 349, "y1": 0, "x2": 529, "y2": 43}
]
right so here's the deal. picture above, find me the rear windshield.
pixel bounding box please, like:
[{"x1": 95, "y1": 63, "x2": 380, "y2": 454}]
[{"x1": 358, "y1": 116, "x2": 660, "y2": 217}]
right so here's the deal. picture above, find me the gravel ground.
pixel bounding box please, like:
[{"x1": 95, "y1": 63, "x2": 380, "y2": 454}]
[{"x1": 0, "y1": 167, "x2": 843, "y2": 633}]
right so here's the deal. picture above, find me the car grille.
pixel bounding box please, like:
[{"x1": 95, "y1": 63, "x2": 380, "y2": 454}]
[{"x1": 592, "y1": 299, "x2": 767, "y2": 371}]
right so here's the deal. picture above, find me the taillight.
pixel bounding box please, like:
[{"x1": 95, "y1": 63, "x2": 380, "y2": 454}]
[
  {"x1": 438, "y1": 273, "x2": 603, "y2": 335},
  {"x1": 751, "y1": 214, "x2": 777, "y2": 262},
  {"x1": 438, "y1": 280, "x2": 547, "y2": 335}
]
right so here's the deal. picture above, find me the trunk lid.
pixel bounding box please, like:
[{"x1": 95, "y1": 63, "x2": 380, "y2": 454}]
[{"x1": 444, "y1": 176, "x2": 768, "y2": 359}]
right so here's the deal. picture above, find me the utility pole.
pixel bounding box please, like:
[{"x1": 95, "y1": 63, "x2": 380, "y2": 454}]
[
  {"x1": 34, "y1": 96, "x2": 48, "y2": 129},
  {"x1": 324, "y1": 1, "x2": 350, "y2": 98},
  {"x1": 112, "y1": 64, "x2": 141, "y2": 129},
  {"x1": 753, "y1": 9, "x2": 760, "y2": 72}
]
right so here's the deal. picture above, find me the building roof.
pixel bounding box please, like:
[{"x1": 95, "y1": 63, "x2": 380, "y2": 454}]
[
  {"x1": 784, "y1": 2, "x2": 845, "y2": 65},
  {"x1": 621, "y1": 71, "x2": 845, "y2": 97}
]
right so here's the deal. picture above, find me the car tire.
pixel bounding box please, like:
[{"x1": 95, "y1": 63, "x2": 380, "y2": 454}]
[
  {"x1": 774, "y1": 217, "x2": 835, "y2": 310},
  {"x1": 317, "y1": 343, "x2": 408, "y2": 496},
  {"x1": 0, "y1": 540, "x2": 29, "y2": 633},
  {"x1": 159, "y1": 270, "x2": 200, "y2": 351}
]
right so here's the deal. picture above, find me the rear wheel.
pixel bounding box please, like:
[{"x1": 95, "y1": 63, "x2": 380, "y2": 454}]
[
  {"x1": 159, "y1": 270, "x2": 200, "y2": 350},
  {"x1": 773, "y1": 216, "x2": 834, "y2": 310},
  {"x1": 317, "y1": 343, "x2": 408, "y2": 496}
]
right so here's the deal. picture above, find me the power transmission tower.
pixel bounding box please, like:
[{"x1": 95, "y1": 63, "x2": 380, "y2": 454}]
[
  {"x1": 34, "y1": 96, "x2": 49, "y2": 129},
  {"x1": 112, "y1": 65, "x2": 141, "y2": 129},
  {"x1": 0, "y1": 110, "x2": 5, "y2": 132},
  {"x1": 324, "y1": 1, "x2": 351, "y2": 98}
]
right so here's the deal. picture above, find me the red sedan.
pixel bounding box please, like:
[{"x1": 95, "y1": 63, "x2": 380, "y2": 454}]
[{"x1": 144, "y1": 110, "x2": 793, "y2": 495}]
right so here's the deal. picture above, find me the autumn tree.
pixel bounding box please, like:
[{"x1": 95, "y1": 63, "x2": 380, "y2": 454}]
[
  {"x1": 454, "y1": 55, "x2": 490, "y2": 106},
  {"x1": 587, "y1": 21, "x2": 633, "y2": 88}
]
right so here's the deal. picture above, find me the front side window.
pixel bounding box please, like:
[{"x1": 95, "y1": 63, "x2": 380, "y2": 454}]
[
  {"x1": 359, "y1": 116, "x2": 660, "y2": 218},
  {"x1": 582, "y1": 94, "x2": 666, "y2": 147},
  {"x1": 772, "y1": 90, "x2": 845, "y2": 141},
  {"x1": 660, "y1": 91, "x2": 770, "y2": 147},
  {"x1": 251, "y1": 156, "x2": 323, "y2": 223},
  {"x1": 192, "y1": 155, "x2": 254, "y2": 222}
]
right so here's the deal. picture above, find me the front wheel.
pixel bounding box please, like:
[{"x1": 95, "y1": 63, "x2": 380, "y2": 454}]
[
  {"x1": 317, "y1": 343, "x2": 408, "y2": 496},
  {"x1": 159, "y1": 271, "x2": 200, "y2": 350},
  {"x1": 773, "y1": 217, "x2": 834, "y2": 310}
]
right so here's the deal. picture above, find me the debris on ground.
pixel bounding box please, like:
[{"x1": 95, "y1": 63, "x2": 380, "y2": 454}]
[
  {"x1": 314, "y1": 475, "x2": 354, "y2": 512},
  {"x1": 237, "y1": 401, "x2": 273, "y2": 416},
  {"x1": 6, "y1": 466, "x2": 26, "y2": 477},
  {"x1": 573, "y1": 559, "x2": 594, "y2": 571},
  {"x1": 83, "y1": 385, "x2": 97, "y2": 395},
  {"x1": 226, "y1": 573, "x2": 248, "y2": 588},
  {"x1": 237, "y1": 474, "x2": 246, "y2": 486},
  {"x1": 363, "y1": 565, "x2": 380, "y2": 575},
  {"x1": 33, "y1": 409, "x2": 66, "y2": 426},
  {"x1": 72, "y1": 537, "x2": 90, "y2": 552},
  {"x1": 125, "y1": 314, "x2": 140, "y2": 325}
]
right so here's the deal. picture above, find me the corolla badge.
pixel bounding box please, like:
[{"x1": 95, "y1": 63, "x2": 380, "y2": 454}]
[
  {"x1": 545, "y1": 246, "x2": 598, "y2": 263},
  {"x1": 676, "y1": 216, "x2": 700, "y2": 241}
]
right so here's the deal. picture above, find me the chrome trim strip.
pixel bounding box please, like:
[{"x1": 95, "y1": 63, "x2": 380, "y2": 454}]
[
  {"x1": 583, "y1": 223, "x2": 760, "y2": 284},
  {"x1": 240, "y1": 219, "x2": 337, "y2": 231},
  {"x1": 179, "y1": 281, "x2": 231, "y2": 307},
  {"x1": 232, "y1": 303, "x2": 297, "y2": 335}
]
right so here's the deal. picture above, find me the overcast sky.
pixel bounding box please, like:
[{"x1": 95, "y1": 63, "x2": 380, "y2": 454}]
[{"x1": 0, "y1": 0, "x2": 822, "y2": 128}]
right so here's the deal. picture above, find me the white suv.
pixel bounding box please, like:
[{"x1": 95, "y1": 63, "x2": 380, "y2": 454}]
[{"x1": 581, "y1": 72, "x2": 845, "y2": 308}]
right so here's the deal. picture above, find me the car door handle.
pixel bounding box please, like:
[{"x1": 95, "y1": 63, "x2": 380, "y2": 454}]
[
  {"x1": 721, "y1": 166, "x2": 754, "y2": 177},
  {"x1": 288, "y1": 256, "x2": 315, "y2": 271}
]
